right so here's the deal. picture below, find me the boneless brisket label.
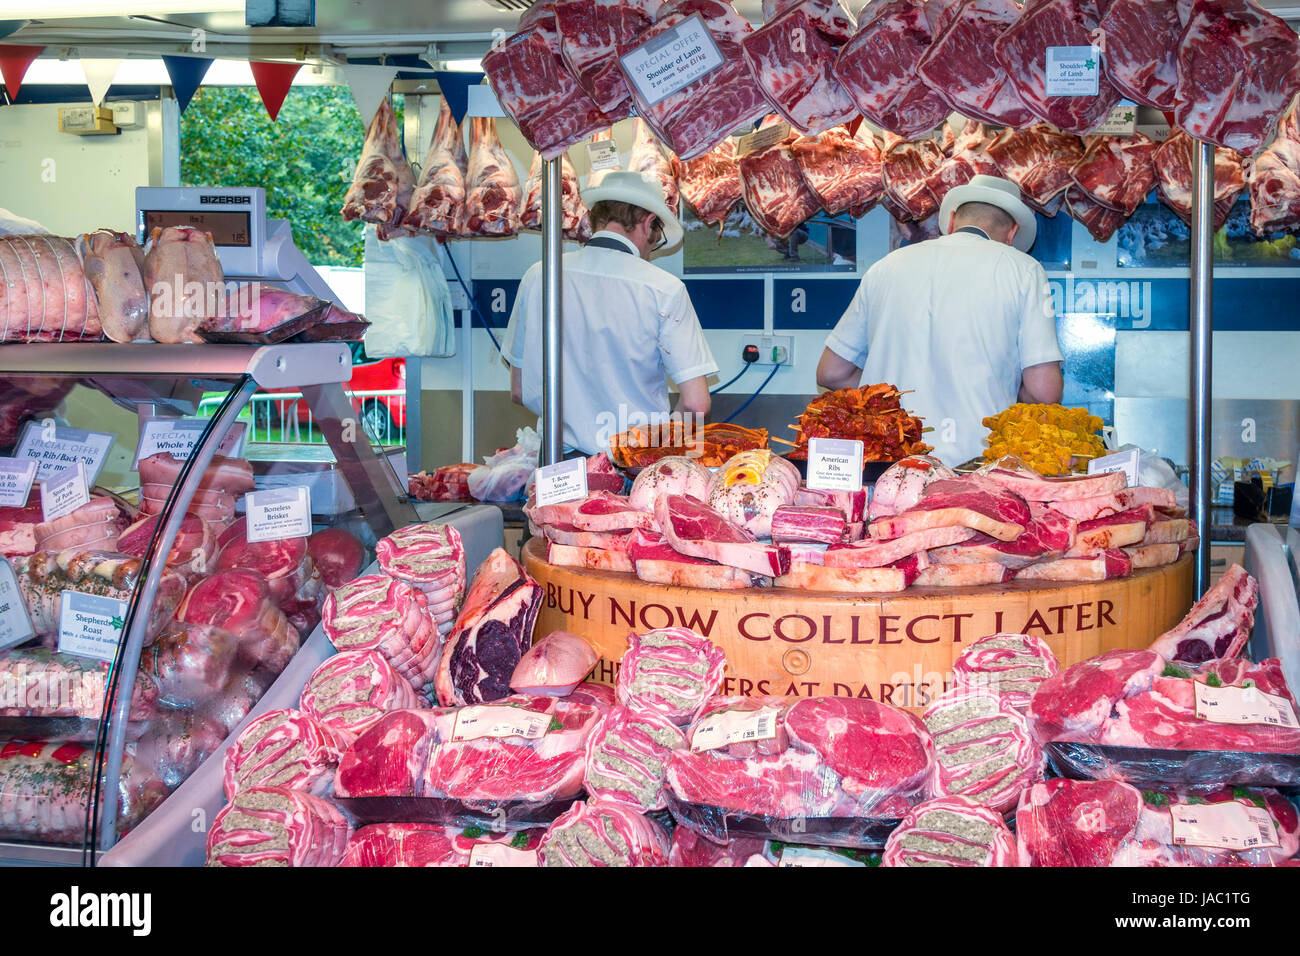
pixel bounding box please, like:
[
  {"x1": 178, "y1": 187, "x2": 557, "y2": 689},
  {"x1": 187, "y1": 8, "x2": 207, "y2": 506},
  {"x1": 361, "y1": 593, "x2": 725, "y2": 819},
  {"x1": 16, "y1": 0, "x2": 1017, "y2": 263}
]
[
  {"x1": 690, "y1": 707, "x2": 779, "y2": 752},
  {"x1": 1170, "y1": 803, "x2": 1279, "y2": 851},
  {"x1": 450, "y1": 705, "x2": 550, "y2": 743},
  {"x1": 1194, "y1": 684, "x2": 1300, "y2": 729}
]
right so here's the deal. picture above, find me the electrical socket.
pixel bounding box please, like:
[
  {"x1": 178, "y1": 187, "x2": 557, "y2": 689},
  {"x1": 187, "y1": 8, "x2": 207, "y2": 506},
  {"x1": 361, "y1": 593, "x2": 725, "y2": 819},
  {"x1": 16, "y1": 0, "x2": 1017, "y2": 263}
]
[{"x1": 741, "y1": 335, "x2": 794, "y2": 367}]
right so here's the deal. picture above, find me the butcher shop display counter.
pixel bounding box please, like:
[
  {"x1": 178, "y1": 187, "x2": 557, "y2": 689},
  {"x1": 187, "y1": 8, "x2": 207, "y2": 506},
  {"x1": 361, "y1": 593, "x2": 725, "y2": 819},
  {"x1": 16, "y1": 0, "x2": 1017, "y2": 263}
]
[{"x1": 0, "y1": 343, "x2": 420, "y2": 865}]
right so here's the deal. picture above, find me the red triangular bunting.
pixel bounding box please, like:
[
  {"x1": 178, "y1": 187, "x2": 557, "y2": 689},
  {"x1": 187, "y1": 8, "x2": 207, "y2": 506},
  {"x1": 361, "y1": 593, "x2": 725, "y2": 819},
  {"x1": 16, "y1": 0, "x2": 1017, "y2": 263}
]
[
  {"x1": 250, "y1": 60, "x2": 302, "y2": 121},
  {"x1": 0, "y1": 45, "x2": 43, "y2": 101}
]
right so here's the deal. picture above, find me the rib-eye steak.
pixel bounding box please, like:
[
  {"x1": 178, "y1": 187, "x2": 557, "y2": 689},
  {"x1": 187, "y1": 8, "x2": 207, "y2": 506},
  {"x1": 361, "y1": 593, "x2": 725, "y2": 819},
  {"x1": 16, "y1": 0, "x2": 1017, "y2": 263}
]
[
  {"x1": 1027, "y1": 648, "x2": 1164, "y2": 742},
  {"x1": 1147, "y1": 563, "x2": 1258, "y2": 663},
  {"x1": 869, "y1": 478, "x2": 1030, "y2": 542},
  {"x1": 656, "y1": 494, "x2": 791, "y2": 577}
]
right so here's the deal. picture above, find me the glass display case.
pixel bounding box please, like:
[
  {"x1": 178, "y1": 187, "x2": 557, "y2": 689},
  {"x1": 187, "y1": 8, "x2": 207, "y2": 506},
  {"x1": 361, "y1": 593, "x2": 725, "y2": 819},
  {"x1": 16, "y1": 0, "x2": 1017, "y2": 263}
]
[{"x1": 0, "y1": 342, "x2": 417, "y2": 864}]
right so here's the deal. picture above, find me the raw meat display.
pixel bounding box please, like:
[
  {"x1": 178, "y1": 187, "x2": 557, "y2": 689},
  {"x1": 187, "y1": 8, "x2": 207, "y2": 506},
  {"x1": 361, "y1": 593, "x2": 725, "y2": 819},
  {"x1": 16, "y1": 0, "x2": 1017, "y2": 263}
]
[
  {"x1": 299, "y1": 650, "x2": 420, "y2": 738},
  {"x1": 880, "y1": 137, "x2": 945, "y2": 221},
  {"x1": 952, "y1": 632, "x2": 1059, "y2": 710},
  {"x1": 881, "y1": 795, "x2": 1017, "y2": 867},
  {"x1": 1246, "y1": 101, "x2": 1300, "y2": 235},
  {"x1": 33, "y1": 496, "x2": 124, "y2": 553},
  {"x1": 205, "y1": 786, "x2": 352, "y2": 867},
  {"x1": 177, "y1": 571, "x2": 298, "y2": 673},
  {"x1": 116, "y1": 513, "x2": 217, "y2": 573},
  {"x1": 655, "y1": 494, "x2": 791, "y2": 577},
  {"x1": 0, "y1": 742, "x2": 165, "y2": 844},
  {"x1": 1015, "y1": 778, "x2": 1143, "y2": 867},
  {"x1": 321, "y1": 573, "x2": 441, "y2": 699},
  {"x1": 339, "y1": 823, "x2": 542, "y2": 867},
  {"x1": 569, "y1": 681, "x2": 617, "y2": 713},
  {"x1": 1096, "y1": 0, "x2": 1181, "y2": 110},
  {"x1": 627, "y1": 456, "x2": 712, "y2": 514},
  {"x1": 536, "y1": 798, "x2": 671, "y2": 866},
  {"x1": 520, "y1": 152, "x2": 591, "y2": 241},
  {"x1": 404, "y1": 96, "x2": 468, "y2": 237},
  {"x1": 140, "y1": 622, "x2": 238, "y2": 709},
  {"x1": 776, "y1": 552, "x2": 927, "y2": 591},
  {"x1": 1153, "y1": 129, "x2": 1247, "y2": 232},
  {"x1": 993, "y1": 0, "x2": 1121, "y2": 134},
  {"x1": 77, "y1": 229, "x2": 148, "y2": 343},
  {"x1": 435, "y1": 547, "x2": 543, "y2": 707},
  {"x1": 547, "y1": 541, "x2": 634, "y2": 572},
  {"x1": 1065, "y1": 186, "x2": 1129, "y2": 242},
  {"x1": 0, "y1": 380, "x2": 72, "y2": 451},
  {"x1": 0, "y1": 648, "x2": 158, "y2": 723},
  {"x1": 376, "y1": 522, "x2": 466, "y2": 622},
  {"x1": 623, "y1": 1, "x2": 771, "y2": 161},
  {"x1": 553, "y1": 0, "x2": 658, "y2": 113},
  {"x1": 1014, "y1": 548, "x2": 1132, "y2": 582},
  {"x1": 137, "y1": 451, "x2": 255, "y2": 496},
  {"x1": 527, "y1": 491, "x2": 657, "y2": 534},
  {"x1": 770, "y1": 505, "x2": 847, "y2": 545},
  {"x1": 341, "y1": 99, "x2": 416, "y2": 238},
  {"x1": 669, "y1": 826, "x2": 777, "y2": 866},
  {"x1": 869, "y1": 456, "x2": 956, "y2": 520},
  {"x1": 510, "y1": 631, "x2": 598, "y2": 696},
  {"x1": 869, "y1": 477, "x2": 1032, "y2": 542},
  {"x1": 1175, "y1": 0, "x2": 1300, "y2": 156},
  {"x1": 541, "y1": 525, "x2": 631, "y2": 551},
  {"x1": 918, "y1": 0, "x2": 1037, "y2": 128},
  {"x1": 1068, "y1": 506, "x2": 1151, "y2": 554},
  {"x1": 0, "y1": 235, "x2": 101, "y2": 343},
  {"x1": 332, "y1": 708, "x2": 443, "y2": 797},
  {"x1": 307, "y1": 527, "x2": 365, "y2": 589},
  {"x1": 790, "y1": 125, "x2": 885, "y2": 216},
  {"x1": 923, "y1": 689, "x2": 1044, "y2": 813},
  {"x1": 464, "y1": 118, "x2": 525, "y2": 237},
  {"x1": 222, "y1": 708, "x2": 352, "y2": 799},
  {"x1": 142, "y1": 225, "x2": 226, "y2": 344},
  {"x1": 738, "y1": 131, "x2": 824, "y2": 238},
  {"x1": 216, "y1": 533, "x2": 324, "y2": 622},
  {"x1": 1038, "y1": 485, "x2": 1177, "y2": 522},
  {"x1": 833, "y1": 0, "x2": 951, "y2": 137},
  {"x1": 677, "y1": 138, "x2": 744, "y2": 226},
  {"x1": 409, "y1": 463, "x2": 477, "y2": 502},
  {"x1": 627, "y1": 117, "x2": 680, "y2": 217},
  {"x1": 583, "y1": 704, "x2": 687, "y2": 811},
  {"x1": 195, "y1": 284, "x2": 326, "y2": 337},
  {"x1": 138, "y1": 710, "x2": 230, "y2": 790},
  {"x1": 986, "y1": 125, "x2": 1085, "y2": 212},
  {"x1": 482, "y1": 7, "x2": 618, "y2": 161},
  {"x1": 1070, "y1": 133, "x2": 1159, "y2": 216},
  {"x1": 912, "y1": 562, "x2": 1012, "y2": 587},
  {"x1": 705, "y1": 450, "x2": 801, "y2": 538},
  {"x1": 628, "y1": 528, "x2": 756, "y2": 590},
  {"x1": 741, "y1": 4, "x2": 857, "y2": 135},
  {"x1": 616, "y1": 627, "x2": 727, "y2": 726},
  {"x1": 763, "y1": 0, "x2": 856, "y2": 43},
  {"x1": 1028, "y1": 647, "x2": 1164, "y2": 741},
  {"x1": 824, "y1": 525, "x2": 975, "y2": 568},
  {"x1": 980, "y1": 465, "x2": 1126, "y2": 502},
  {"x1": 923, "y1": 120, "x2": 1003, "y2": 209}
]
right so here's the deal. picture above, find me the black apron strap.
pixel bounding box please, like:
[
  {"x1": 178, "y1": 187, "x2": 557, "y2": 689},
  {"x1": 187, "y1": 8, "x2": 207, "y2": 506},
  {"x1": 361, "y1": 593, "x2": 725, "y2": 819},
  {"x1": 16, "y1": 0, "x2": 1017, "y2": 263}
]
[
  {"x1": 954, "y1": 225, "x2": 992, "y2": 240},
  {"x1": 583, "y1": 235, "x2": 636, "y2": 254}
]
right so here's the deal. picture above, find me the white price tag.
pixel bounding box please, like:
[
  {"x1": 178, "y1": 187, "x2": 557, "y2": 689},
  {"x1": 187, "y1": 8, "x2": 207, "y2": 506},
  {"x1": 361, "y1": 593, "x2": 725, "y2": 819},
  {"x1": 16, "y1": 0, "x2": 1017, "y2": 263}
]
[
  {"x1": 40, "y1": 463, "x2": 90, "y2": 522},
  {"x1": 0, "y1": 457, "x2": 37, "y2": 507},
  {"x1": 778, "y1": 846, "x2": 867, "y2": 868},
  {"x1": 586, "y1": 140, "x2": 620, "y2": 171},
  {"x1": 734, "y1": 121, "x2": 791, "y2": 157},
  {"x1": 534, "y1": 458, "x2": 588, "y2": 507},
  {"x1": 1045, "y1": 45, "x2": 1101, "y2": 97},
  {"x1": 0, "y1": 560, "x2": 35, "y2": 652},
  {"x1": 1170, "y1": 802, "x2": 1280, "y2": 852},
  {"x1": 466, "y1": 84, "x2": 506, "y2": 119},
  {"x1": 468, "y1": 843, "x2": 539, "y2": 867},
  {"x1": 14, "y1": 422, "x2": 115, "y2": 484},
  {"x1": 1194, "y1": 682, "x2": 1300, "y2": 729},
  {"x1": 244, "y1": 487, "x2": 313, "y2": 543},
  {"x1": 1087, "y1": 447, "x2": 1141, "y2": 487},
  {"x1": 1093, "y1": 100, "x2": 1138, "y2": 136},
  {"x1": 807, "y1": 438, "x2": 864, "y2": 492},
  {"x1": 451, "y1": 705, "x2": 552, "y2": 743},
  {"x1": 134, "y1": 417, "x2": 246, "y2": 466},
  {"x1": 691, "y1": 706, "x2": 780, "y2": 752},
  {"x1": 57, "y1": 590, "x2": 128, "y2": 663},
  {"x1": 620, "y1": 12, "x2": 724, "y2": 107}
]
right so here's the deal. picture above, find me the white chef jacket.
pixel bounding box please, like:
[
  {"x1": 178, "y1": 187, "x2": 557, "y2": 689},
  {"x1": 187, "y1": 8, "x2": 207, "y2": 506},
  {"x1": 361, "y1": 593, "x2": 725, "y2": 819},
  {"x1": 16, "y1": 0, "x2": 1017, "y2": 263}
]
[
  {"x1": 825, "y1": 230, "x2": 1063, "y2": 467},
  {"x1": 502, "y1": 231, "x2": 719, "y2": 456}
]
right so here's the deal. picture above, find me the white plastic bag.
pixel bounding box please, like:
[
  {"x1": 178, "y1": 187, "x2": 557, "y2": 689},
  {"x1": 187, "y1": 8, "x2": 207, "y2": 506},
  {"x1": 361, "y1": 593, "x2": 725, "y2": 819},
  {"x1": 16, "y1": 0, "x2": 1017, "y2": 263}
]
[
  {"x1": 362, "y1": 226, "x2": 455, "y2": 357},
  {"x1": 468, "y1": 427, "x2": 541, "y2": 502},
  {"x1": 1124, "y1": 444, "x2": 1190, "y2": 510}
]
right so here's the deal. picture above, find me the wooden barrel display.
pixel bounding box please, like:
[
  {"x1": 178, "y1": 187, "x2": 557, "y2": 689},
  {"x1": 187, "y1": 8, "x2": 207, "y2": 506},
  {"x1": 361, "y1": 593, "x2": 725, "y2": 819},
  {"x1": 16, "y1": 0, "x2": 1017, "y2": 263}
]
[{"x1": 522, "y1": 538, "x2": 1195, "y2": 713}]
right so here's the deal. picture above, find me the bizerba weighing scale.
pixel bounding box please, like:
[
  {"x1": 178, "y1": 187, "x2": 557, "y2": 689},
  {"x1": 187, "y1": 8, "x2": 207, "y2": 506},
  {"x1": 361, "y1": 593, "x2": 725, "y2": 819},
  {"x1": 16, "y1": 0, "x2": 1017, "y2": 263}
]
[{"x1": 134, "y1": 185, "x2": 343, "y2": 306}]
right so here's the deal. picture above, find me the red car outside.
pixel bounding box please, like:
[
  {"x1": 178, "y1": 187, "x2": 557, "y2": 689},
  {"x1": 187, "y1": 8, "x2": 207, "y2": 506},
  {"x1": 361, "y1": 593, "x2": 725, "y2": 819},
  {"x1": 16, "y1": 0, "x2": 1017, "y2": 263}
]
[{"x1": 258, "y1": 346, "x2": 406, "y2": 443}]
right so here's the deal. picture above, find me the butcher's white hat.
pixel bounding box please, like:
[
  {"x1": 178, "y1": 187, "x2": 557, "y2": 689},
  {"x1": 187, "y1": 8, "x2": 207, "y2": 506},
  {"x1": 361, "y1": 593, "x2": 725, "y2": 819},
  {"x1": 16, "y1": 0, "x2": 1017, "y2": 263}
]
[
  {"x1": 580, "y1": 170, "x2": 683, "y2": 251},
  {"x1": 940, "y1": 174, "x2": 1037, "y2": 253}
]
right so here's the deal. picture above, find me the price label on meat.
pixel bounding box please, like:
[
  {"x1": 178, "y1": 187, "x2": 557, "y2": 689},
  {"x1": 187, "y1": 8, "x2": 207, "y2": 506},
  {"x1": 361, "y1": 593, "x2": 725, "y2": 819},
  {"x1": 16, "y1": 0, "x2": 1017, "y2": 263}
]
[
  {"x1": 57, "y1": 590, "x2": 128, "y2": 663},
  {"x1": 690, "y1": 706, "x2": 779, "y2": 752},
  {"x1": 245, "y1": 486, "x2": 312, "y2": 543},
  {"x1": 1094, "y1": 100, "x2": 1138, "y2": 136},
  {"x1": 451, "y1": 705, "x2": 551, "y2": 742},
  {"x1": 535, "y1": 458, "x2": 589, "y2": 507},
  {"x1": 620, "y1": 12, "x2": 724, "y2": 108},
  {"x1": 586, "y1": 140, "x2": 620, "y2": 171},
  {"x1": 0, "y1": 560, "x2": 34, "y2": 652},
  {"x1": 778, "y1": 846, "x2": 867, "y2": 868},
  {"x1": 1088, "y1": 447, "x2": 1140, "y2": 487},
  {"x1": 0, "y1": 457, "x2": 37, "y2": 507},
  {"x1": 14, "y1": 422, "x2": 115, "y2": 483},
  {"x1": 1194, "y1": 682, "x2": 1300, "y2": 729},
  {"x1": 734, "y1": 121, "x2": 791, "y2": 157},
  {"x1": 468, "y1": 843, "x2": 539, "y2": 867},
  {"x1": 1045, "y1": 45, "x2": 1101, "y2": 97},
  {"x1": 134, "y1": 417, "x2": 247, "y2": 466},
  {"x1": 1170, "y1": 802, "x2": 1280, "y2": 851},
  {"x1": 40, "y1": 462, "x2": 90, "y2": 523},
  {"x1": 807, "y1": 438, "x2": 864, "y2": 492}
]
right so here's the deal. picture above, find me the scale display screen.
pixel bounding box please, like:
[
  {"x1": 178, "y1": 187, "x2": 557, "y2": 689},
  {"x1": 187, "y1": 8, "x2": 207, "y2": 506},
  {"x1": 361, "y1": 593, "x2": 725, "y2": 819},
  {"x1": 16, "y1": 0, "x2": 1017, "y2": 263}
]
[{"x1": 142, "y1": 210, "x2": 252, "y2": 247}]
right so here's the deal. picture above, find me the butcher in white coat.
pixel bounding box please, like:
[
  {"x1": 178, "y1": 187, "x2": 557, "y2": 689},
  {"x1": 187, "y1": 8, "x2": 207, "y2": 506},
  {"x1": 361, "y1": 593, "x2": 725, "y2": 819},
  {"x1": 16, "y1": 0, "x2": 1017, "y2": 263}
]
[{"x1": 815, "y1": 175, "x2": 1064, "y2": 467}]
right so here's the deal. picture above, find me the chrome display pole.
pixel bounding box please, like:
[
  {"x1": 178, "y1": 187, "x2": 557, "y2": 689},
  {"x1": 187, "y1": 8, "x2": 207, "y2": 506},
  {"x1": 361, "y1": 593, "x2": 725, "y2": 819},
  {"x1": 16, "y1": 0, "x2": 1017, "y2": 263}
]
[
  {"x1": 1189, "y1": 141, "x2": 1215, "y2": 596},
  {"x1": 541, "y1": 157, "x2": 564, "y2": 467}
]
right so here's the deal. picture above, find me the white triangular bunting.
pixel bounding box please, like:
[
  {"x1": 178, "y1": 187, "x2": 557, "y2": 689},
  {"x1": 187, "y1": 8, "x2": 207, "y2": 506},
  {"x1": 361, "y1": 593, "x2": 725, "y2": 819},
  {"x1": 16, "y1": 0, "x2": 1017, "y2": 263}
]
[
  {"x1": 80, "y1": 58, "x2": 122, "y2": 107},
  {"x1": 342, "y1": 63, "x2": 398, "y2": 125}
]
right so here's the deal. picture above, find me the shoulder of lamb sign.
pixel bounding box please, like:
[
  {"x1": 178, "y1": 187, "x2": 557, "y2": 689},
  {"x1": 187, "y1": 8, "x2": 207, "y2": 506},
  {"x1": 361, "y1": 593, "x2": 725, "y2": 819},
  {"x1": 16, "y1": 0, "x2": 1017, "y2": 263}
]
[{"x1": 620, "y1": 13, "x2": 724, "y2": 108}]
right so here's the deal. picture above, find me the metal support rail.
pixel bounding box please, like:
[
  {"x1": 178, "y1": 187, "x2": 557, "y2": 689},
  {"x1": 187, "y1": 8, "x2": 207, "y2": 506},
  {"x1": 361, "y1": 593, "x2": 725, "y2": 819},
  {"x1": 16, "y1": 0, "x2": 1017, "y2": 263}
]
[
  {"x1": 1189, "y1": 141, "x2": 1215, "y2": 597},
  {"x1": 541, "y1": 157, "x2": 563, "y2": 468}
]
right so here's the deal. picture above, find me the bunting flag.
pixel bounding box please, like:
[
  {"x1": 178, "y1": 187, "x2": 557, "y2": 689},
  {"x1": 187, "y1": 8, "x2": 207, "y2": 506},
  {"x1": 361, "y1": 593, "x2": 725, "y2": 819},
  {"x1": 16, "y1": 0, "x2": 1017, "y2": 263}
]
[
  {"x1": 80, "y1": 58, "x2": 122, "y2": 108},
  {"x1": 0, "y1": 45, "x2": 42, "y2": 102},
  {"x1": 162, "y1": 55, "x2": 213, "y2": 114},
  {"x1": 432, "y1": 71, "x2": 484, "y2": 128},
  {"x1": 341, "y1": 62, "x2": 398, "y2": 126},
  {"x1": 250, "y1": 60, "x2": 302, "y2": 121}
]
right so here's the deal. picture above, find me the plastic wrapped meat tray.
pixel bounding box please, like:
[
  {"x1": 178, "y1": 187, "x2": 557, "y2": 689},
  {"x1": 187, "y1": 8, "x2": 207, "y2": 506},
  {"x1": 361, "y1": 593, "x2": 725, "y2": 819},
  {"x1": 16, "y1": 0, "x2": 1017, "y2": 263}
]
[
  {"x1": 195, "y1": 301, "x2": 329, "y2": 344},
  {"x1": 1045, "y1": 742, "x2": 1300, "y2": 791}
]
